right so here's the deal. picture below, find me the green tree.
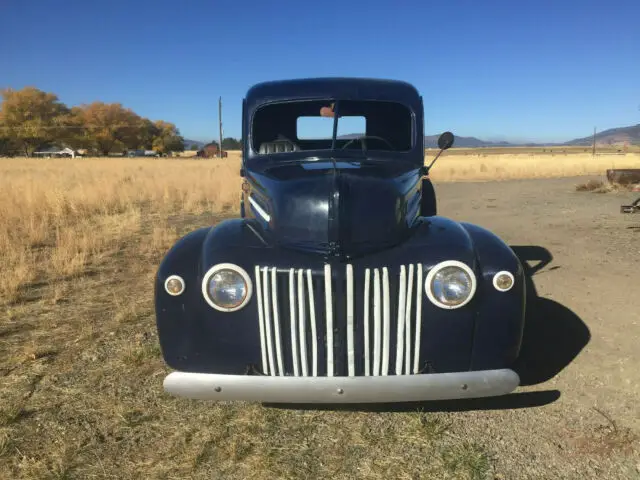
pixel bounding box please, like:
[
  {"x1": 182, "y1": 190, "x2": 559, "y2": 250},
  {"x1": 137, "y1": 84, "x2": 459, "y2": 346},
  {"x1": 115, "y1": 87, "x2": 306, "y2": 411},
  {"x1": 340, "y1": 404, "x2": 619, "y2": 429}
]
[
  {"x1": 221, "y1": 137, "x2": 241, "y2": 150},
  {"x1": 0, "y1": 86, "x2": 70, "y2": 156},
  {"x1": 190, "y1": 143, "x2": 199, "y2": 151}
]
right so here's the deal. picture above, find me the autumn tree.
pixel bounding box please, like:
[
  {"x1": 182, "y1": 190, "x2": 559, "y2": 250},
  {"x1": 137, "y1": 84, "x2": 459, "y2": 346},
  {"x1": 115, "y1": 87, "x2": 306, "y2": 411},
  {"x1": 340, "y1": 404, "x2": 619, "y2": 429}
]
[
  {"x1": 138, "y1": 118, "x2": 160, "y2": 150},
  {"x1": 0, "y1": 133, "x2": 18, "y2": 156},
  {"x1": 73, "y1": 102, "x2": 144, "y2": 155},
  {"x1": 151, "y1": 120, "x2": 185, "y2": 154},
  {"x1": 0, "y1": 87, "x2": 70, "y2": 156},
  {"x1": 0, "y1": 86, "x2": 189, "y2": 157}
]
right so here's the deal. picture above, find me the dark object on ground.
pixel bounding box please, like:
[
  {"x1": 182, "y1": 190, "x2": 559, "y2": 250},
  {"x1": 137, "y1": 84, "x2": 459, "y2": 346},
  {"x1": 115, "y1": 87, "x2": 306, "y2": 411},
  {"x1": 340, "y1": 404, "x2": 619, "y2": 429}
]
[
  {"x1": 621, "y1": 196, "x2": 640, "y2": 214},
  {"x1": 606, "y1": 169, "x2": 640, "y2": 185}
]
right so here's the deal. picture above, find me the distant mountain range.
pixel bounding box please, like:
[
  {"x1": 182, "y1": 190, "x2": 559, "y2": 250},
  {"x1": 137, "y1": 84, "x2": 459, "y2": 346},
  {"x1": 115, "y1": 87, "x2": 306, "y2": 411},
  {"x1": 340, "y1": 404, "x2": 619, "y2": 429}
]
[
  {"x1": 426, "y1": 123, "x2": 640, "y2": 148},
  {"x1": 183, "y1": 139, "x2": 205, "y2": 149},
  {"x1": 424, "y1": 135, "x2": 515, "y2": 148},
  {"x1": 185, "y1": 123, "x2": 640, "y2": 149}
]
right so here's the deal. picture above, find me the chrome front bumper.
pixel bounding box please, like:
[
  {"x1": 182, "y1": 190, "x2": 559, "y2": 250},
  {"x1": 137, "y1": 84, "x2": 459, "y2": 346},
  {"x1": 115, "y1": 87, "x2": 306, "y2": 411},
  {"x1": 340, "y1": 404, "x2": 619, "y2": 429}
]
[{"x1": 163, "y1": 369, "x2": 520, "y2": 403}]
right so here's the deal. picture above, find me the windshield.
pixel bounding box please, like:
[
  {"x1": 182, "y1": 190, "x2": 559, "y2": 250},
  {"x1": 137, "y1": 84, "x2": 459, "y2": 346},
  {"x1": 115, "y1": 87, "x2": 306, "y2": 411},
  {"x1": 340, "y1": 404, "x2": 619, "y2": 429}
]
[{"x1": 251, "y1": 99, "x2": 413, "y2": 155}]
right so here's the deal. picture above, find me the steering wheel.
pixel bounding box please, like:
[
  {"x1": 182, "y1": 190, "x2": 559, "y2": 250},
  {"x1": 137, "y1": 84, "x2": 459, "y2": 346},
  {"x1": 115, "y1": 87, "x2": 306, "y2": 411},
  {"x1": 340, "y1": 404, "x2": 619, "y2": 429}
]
[{"x1": 341, "y1": 135, "x2": 395, "y2": 151}]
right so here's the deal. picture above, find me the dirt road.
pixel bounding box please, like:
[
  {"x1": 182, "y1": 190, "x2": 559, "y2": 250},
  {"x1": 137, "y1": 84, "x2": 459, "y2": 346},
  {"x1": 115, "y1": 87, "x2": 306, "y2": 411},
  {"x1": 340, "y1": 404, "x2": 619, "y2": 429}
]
[{"x1": 433, "y1": 176, "x2": 640, "y2": 478}]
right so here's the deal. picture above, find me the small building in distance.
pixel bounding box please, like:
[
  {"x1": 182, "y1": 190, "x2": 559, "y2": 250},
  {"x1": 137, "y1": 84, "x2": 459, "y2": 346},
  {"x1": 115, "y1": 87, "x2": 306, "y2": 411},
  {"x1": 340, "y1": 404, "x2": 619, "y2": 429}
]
[
  {"x1": 126, "y1": 149, "x2": 160, "y2": 158},
  {"x1": 33, "y1": 146, "x2": 76, "y2": 158},
  {"x1": 197, "y1": 143, "x2": 228, "y2": 158}
]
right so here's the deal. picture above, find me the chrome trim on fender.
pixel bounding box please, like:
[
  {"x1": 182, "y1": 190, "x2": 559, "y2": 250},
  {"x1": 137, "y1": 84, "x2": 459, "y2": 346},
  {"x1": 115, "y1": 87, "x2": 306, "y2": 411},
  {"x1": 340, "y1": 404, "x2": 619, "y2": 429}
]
[
  {"x1": 163, "y1": 369, "x2": 521, "y2": 403},
  {"x1": 248, "y1": 195, "x2": 271, "y2": 222}
]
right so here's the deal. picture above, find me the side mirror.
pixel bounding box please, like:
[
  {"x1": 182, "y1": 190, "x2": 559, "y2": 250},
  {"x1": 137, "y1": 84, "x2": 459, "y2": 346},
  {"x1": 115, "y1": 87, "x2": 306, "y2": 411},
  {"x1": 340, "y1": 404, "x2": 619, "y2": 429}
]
[
  {"x1": 437, "y1": 131, "x2": 455, "y2": 150},
  {"x1": 424, "y1": 131, "x2": 456, "y2": 176}
]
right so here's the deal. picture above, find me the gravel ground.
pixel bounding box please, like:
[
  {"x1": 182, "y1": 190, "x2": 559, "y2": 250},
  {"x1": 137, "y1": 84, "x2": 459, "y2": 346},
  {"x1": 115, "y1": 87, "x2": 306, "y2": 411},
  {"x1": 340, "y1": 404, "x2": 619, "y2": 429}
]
[{"x1": 431, "y1": 175, "x2": 640, "y2": 479}]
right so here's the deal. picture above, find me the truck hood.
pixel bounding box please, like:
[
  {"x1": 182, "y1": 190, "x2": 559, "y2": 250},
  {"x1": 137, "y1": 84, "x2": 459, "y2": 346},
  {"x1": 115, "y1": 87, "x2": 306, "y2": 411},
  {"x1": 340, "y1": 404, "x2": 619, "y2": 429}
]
[{"x1": 249, "y1": 160, "x2": 422, "y2": 257}]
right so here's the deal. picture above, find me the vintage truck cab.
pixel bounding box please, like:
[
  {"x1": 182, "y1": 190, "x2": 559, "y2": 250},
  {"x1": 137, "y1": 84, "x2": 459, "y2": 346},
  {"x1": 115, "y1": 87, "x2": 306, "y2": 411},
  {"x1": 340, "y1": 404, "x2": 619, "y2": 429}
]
[{"x1": 155, "y1": 77, "x2": 526, "y2": 403}]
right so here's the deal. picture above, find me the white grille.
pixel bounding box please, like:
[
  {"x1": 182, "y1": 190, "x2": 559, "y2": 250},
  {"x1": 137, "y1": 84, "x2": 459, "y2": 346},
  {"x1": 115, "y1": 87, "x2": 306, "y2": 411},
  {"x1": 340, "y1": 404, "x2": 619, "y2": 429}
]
[{"x1": 254, "y1": 264, "x2": 424, "y2": 377}]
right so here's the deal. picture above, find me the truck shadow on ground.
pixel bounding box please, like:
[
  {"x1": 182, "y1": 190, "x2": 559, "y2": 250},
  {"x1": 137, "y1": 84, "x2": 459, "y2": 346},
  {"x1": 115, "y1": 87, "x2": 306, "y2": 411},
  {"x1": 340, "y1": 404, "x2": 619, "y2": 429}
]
[
  {"x1": 510, "y1": 245, "x2": 591, "y2": 388},
  {"x1": 267, "y1": 245, "x2": 590, "y2": 413}
]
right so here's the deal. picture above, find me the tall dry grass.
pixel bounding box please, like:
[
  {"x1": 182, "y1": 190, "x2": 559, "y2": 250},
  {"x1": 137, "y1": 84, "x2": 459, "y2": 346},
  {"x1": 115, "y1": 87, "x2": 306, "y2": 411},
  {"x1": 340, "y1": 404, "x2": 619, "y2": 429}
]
[
  {"x1": 1, "y1": 150, "x2": 638, "y2": 304},
  {"x1": 430, "y1": 152, "x2": 640, "y2": 182},
  {"x1": 0, "y1": 153, "x2": 242, "y2": 304}
]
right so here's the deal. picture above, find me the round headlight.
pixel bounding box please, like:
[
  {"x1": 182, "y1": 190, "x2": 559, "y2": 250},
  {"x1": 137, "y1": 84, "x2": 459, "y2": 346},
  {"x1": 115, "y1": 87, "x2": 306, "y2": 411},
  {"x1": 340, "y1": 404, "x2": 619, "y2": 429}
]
[
  {"x1": 425, "y1": 260, "x2": 476, "y2": 309},
  {"x1": 201, "y1": 263, "x2": 253, "y2": 312}
]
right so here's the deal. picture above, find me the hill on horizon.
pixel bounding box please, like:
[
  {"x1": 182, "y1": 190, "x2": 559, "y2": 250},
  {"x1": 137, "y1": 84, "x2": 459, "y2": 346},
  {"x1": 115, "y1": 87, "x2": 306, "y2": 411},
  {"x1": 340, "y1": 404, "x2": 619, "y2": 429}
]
[
  {"x1": 183, "y1": 139, "x2": 205, "y2": 149},
  {"x1": 564, "y1": 124, "x2": 640, "y2": 146}
]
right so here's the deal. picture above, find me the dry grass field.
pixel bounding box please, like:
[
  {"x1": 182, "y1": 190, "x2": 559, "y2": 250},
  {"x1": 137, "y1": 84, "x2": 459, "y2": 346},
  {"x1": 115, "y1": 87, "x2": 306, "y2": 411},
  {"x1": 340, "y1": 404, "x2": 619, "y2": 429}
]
[{"x1": 1, "y1": 150, "x2": 639, "y2": 479}]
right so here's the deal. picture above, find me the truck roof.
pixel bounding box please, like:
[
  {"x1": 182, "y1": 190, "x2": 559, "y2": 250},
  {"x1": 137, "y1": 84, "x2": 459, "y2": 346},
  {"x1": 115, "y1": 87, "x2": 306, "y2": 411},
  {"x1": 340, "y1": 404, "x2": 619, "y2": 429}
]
[{"x1": 245, "y1": 77, "x2": 422, "y2": 112}]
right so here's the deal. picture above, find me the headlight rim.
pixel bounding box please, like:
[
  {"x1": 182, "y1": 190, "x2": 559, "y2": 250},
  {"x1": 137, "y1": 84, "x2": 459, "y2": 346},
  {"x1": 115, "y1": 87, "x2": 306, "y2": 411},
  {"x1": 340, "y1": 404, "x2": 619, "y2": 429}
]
[
  {"x1": 424, "y1": 260, "x2": 477, "y2": 310},
  {"x1": 201, "y1": 263, "x2": 253, "y2": 312},
  {"x1": 164, "y1": 274, "x2": 186, "y2": 296},
  {"x1": 492, "y1": 270, "x2": 515, "y2": 292}
]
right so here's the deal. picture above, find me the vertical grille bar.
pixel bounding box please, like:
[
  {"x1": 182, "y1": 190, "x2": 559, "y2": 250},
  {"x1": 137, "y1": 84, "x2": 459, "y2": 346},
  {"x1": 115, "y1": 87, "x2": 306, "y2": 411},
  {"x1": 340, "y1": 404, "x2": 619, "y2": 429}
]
[
  {"x1": 404, "y1": 264, "x2": 415, "y2": 375},
  {"x1": 254, "y1": 266, "x2": 269, "y2": 375},
  {"x1": 372, "y1": 269, "x2": 382, "y2": 376},
  {"x1": 270, "y1": 268, "x2": 284, "y2": 376},
  {"x1": 381, "y1": 267, "x2": 391, "y2": 376},
  {"x1": 363, "y1": 268, "x2": 371, "y2": 377},
  {"x1": 297, "y1": 269, "x2": 308, "y2": 377},
  {"x1": 395, "y1": 265, "x2": 407, "y2": 375},
  {"x1": 346, "y1": 264, "x2": 355, "y2": 377},
  {"x1": 306, "y1": 269, "x2": 318, "y2": 377},
  {"x1": 324, "y1": 264, "x2": 334, "y2": 377},
  {"x1": 413, "y1": 264, "x2": 423, "y2": 374},
  {"x1": 262, "y1": 267, "x2": 276, "y2": 375},
  {"x1": 288, "y1": 269, "x2": 300, "y2": 377}
]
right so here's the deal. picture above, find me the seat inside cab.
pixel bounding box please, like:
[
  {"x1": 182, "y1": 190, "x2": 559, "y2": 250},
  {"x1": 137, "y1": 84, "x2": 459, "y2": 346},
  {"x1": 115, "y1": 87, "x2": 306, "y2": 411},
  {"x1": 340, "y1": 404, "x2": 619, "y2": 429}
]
[{"x1": 252, "y1": 99, "x2": 412, "y2": 154}]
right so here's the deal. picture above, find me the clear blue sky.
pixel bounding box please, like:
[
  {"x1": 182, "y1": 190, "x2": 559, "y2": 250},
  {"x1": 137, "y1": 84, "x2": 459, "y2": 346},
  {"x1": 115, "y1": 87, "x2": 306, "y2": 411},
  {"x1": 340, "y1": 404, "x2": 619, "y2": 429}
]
[{"x1": 1, "y1": 0, "x2": 638, "y2": 143}]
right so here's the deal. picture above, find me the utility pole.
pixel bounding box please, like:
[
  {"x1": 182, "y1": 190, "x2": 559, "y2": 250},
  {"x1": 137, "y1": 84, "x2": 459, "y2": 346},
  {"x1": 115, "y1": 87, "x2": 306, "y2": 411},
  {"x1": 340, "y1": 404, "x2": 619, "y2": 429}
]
[
  {"x1": 592, "y1": 126, "x2": 596, "y2": 157},
  {"x1": 219, "y1": 96, "x2": 224, "y2": 158}
]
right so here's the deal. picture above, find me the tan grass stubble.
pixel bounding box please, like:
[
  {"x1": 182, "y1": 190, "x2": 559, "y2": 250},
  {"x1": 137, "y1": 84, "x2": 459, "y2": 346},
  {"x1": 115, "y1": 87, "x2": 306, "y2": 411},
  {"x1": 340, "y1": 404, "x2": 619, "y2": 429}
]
[{"x1": 0, "y1": 155, "x2": 243, "y2": 305}]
